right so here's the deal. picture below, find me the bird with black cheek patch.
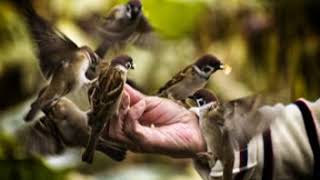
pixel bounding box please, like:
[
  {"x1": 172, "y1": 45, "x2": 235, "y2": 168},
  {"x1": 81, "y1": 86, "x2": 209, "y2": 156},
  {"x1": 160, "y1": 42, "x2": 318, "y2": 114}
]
[
  {"x1": 82, "y1": 55, "x2": 134, "y2": 163},
  {"x1": 157, "y1": 54, "x2": 231, "y2": 101},
  {"x1": 189, "y1": 89, "x2": 227, "y2": 180},
  {"x1": 95, "y1": 0, "x2": 152, "y2": 58},
  {"x1": 189, "y1": 89, "x2": 278, "y2": 180}
]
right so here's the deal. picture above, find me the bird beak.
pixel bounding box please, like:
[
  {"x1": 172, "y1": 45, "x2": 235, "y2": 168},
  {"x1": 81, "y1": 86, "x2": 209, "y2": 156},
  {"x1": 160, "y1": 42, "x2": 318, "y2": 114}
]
[
  {"x1": 219, "y1": 64, "x2": 232, "y2": 75},
  {"x1": 134, "y1": 7, "x2": 139, "y2": 13},
  {"x1": 188, "y1": 95, "x2": 195, "y2": 101},
  {"x1": 189, "y1": 107, "x2": 200, "y2": 117},
  {"x1": 131, "y1": 63, "x2": 135, "y2": 69},
  {"x1": 185, "y1": 97, "x2": 197, "y2": 107}
]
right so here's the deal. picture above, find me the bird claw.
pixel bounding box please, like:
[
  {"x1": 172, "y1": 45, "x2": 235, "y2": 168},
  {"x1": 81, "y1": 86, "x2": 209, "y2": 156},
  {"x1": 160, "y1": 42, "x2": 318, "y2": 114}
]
[
  {"x1": 87, "y1": 111, "x2": 95, "y2": 127},
  {"x1": 82, "y1": 150, "x2": 94, "y2": 164},
  {"x1": 196, "y1": 152, "x2": 212, "y2": 162},
  {"x1": 196, "y1": 152, "x2": 218, "y2": 168},
  {"x1": 84, "y1": 78, "x2": 98, "y2": 88},
  {"x1": 89, "y1": 78, "x2": 98, "y2": 84}
]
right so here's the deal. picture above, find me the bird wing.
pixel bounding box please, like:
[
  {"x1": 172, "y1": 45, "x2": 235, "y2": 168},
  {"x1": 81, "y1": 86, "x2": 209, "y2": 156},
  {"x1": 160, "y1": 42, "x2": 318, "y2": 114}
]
[
  {"x1": 223, "y1": 94, "x2": 279, "y2": 149},
  {"x1": 95, "y1": 7, "x2": 153, "y2": 58},
  {"x1": 130, "y1": 15, "x2": 161, "y2": 49},
  {"x1": 14, "y1": 0, "x2": 79, "y2": 79},
  {"x1": 92, "y1": 65, "x2": 125, "y2": 114},
  {"x1": 157, "y1": 66, "x2": 193, "y2": 95}
]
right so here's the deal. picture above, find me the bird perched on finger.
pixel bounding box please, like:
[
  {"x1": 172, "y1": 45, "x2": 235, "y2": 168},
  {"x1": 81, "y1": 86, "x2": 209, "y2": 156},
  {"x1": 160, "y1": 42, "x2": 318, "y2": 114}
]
[
  {"x1": 189, "y1": 89, "x2": 234, "y2": 180},
  {"x1": 94, "y1": 0, "x2": 153, "y2": 59},
  {"x1": 82, "y1": 55, "x2": 135, "y2": 163},
  {"x1": 189, "y1": 89, "x2": 278, "y2": 180},
  {"x1": 157, "y1": 54, "x2": 231, "y2": 101},
  {"x1": 13, "y1": 0, "x2": 99, "y2": 122},
  {"x1": 44, "y1": 97, "x2": 126, "y2": 161}
]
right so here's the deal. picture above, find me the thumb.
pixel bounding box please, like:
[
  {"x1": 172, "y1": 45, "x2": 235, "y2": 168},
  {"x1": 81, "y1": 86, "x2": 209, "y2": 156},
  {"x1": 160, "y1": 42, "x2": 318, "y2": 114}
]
[
  {"x1": 125, "y1": 99, "x2": 146, "y2": 127},
  {"x1": 124, "y1": 84, "x2": 145, "y2": 106}
]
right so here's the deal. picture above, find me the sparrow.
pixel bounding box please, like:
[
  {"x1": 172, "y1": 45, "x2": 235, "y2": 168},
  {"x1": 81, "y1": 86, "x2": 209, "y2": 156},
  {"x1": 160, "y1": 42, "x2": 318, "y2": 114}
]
[
  {"x1": 44, "y1": 97, "x2": 126, "y2": 161},
  {"x1": 157, "y1": 54, "x2": 231, "y2": 101},
  {"x1": 82, "y1": 55, "x2": 135, "y2": 163},
  {"x1": 189, "y1": 89, "x2": 278, "y2": 180},
  {"x1": 85, "y1": 0, "x2": 151, "y2": 80},
  {"x1": 14, "y1": 0, "x2": 99, "y2": 121},
  {"x1": 95, "y1": 0, "x2": 152, "y2": 58}
]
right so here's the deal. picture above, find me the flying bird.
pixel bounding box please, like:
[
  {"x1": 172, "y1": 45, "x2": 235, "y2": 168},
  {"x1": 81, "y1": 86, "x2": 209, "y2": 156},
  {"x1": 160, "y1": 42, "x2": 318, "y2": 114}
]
[
  {"x1": 13, "y1": 0, "x2": 99, "y2": 121},
  {"x1": 85, "y1": 0, "x2": 152, "y2": 79},
  {"x1": 189, "y1": 89, "x2": 278, "y2": 180},
  {"x1": 95, "y1": 0, "x2": 153, "y2": 58}
]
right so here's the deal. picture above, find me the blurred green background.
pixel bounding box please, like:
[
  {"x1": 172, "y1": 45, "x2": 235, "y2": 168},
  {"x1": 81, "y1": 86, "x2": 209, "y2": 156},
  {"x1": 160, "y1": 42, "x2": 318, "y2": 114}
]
[{"x1": 0, "y1": 0, "x2": 319, "y2": 179}]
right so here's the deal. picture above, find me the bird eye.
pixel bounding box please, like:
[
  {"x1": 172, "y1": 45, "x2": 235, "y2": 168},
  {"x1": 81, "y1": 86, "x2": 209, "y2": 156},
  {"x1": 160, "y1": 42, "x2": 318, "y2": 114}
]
[
  {"x1": 126, "y1": 5, "x2": 131, "y2": 12},
  {"x1": 125, "y1": 62, "x2": 132, "y2": 69},
  {"x1": 202, "y1": 66, "x2": 212, "y2": 73},
  {"x1": 197, "y1": 98, "x2": 205, "y2": 107}
]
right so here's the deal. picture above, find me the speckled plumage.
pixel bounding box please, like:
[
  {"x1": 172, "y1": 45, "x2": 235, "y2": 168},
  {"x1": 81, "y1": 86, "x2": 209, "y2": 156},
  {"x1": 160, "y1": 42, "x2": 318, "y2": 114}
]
[{"x1": 82, "y1": 55, "x2": 134, "y2": 163}]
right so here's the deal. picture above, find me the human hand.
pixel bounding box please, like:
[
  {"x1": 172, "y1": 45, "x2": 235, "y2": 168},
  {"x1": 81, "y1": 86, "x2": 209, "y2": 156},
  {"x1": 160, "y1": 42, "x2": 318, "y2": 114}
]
[{"x1": 105, "y1": 85, "x2": 206, "y2": 158}]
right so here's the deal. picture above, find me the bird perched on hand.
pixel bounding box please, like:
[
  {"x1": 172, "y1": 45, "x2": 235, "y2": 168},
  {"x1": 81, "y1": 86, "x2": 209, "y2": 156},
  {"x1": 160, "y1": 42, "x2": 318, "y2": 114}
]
[
  {"x1": 82, "y1": 55, "x2": 134, "y2": 163},
  {"x1": 95, "y1": 0, "x2": 152, "y2": 58},
  {"x1": 13, "y1": 0, "x2": 99, "y2": 122},
  {"x1": 44, "y1": 97, "x2": 126, "y2": 161},
  {"x1": 189, "y1": 89, "x2": 278, "y2": 180},
  {"x1": 157, "y1": 54, "x2": 231, "y2": 101}
]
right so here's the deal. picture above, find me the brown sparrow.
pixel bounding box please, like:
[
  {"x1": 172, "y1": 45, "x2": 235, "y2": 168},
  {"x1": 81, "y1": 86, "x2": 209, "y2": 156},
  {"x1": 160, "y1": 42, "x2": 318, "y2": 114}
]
[
  {"x1": 95, "y1": 0, "x2": 152, "y2": 58},
  {"x1": 44, "y1": 97, "x2": 126, "y2": 161},
  {"x1": 82, "y1": 55, "x2": 134, "y2": 163},
  {"x1": 15, "y1": 0, "x2": 99, "y2": 122},
  {"x1": 157, "y1": 54, "x2": 231, "y2": 101},
  {"x1": 189, "y1": 89, "x2": 278, "y2": 180}
]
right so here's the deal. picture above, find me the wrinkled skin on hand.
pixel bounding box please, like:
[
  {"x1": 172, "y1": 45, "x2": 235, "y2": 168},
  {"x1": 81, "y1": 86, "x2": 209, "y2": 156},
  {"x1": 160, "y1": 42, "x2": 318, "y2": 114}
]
[{"x1": 104, "y1": 85, "x2": 206, "y2": 158}]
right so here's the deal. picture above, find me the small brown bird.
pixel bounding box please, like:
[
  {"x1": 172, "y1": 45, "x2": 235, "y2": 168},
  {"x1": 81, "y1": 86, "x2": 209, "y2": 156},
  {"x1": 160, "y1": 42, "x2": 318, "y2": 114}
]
[
  {"x1": 157, "y1": 55, "x2": 231, "y2": 101},
  {"x1": 189, "y1": 89, "x2": 278, "y2": 180},
  {"x1": 44, "y1": 97, "x2": 126, "y2": 161},
  {"x1": 82, "y1": 55, "x2": 134, "y2": 163},
  {"x1": 24, "y1": 46, "x2": 98, "y2": 122},
  {"x1": 85, "y1": 0, "x2": 152, "y2": 80},
  {"x1": 95, "y1": 0, "x2": 152, "y2": 58},
  {"x1": 14, "y1": 0, "x2": 99, "y2": 122}
]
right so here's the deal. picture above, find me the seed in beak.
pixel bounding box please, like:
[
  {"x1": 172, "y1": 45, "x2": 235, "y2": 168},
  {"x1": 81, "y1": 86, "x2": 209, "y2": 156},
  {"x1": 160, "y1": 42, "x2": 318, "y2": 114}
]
[{"x1": 220, "y1": 64, "x2": 232, "y2": 75}]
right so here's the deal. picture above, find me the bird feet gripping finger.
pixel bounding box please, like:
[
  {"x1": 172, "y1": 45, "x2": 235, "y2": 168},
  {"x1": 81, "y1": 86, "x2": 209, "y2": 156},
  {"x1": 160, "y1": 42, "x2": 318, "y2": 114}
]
[
  {"x1": 85, "y1": 77, "x2": 98, "y2": 87},
  {"x1": 196, "y1": 152, "x2": 212, "y2": 161},
  {"x1": 196, "y1": 151, "x2": 217, "y2": 166}
]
